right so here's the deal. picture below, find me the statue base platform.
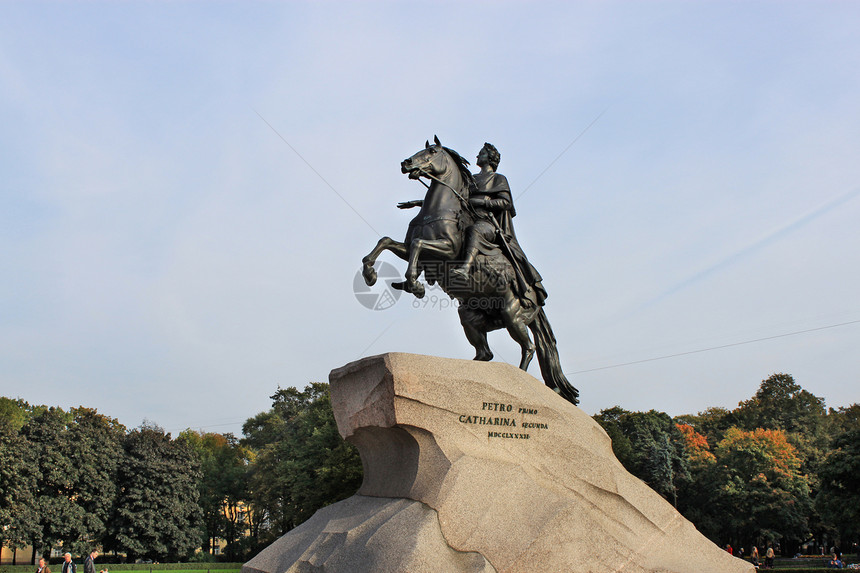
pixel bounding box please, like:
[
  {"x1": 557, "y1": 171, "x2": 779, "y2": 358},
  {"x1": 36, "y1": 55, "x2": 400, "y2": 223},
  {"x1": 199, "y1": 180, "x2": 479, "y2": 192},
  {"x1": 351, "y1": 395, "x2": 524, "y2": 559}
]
[{"x1": 243, "y1": 353, "x2": 752, "y2": 573}]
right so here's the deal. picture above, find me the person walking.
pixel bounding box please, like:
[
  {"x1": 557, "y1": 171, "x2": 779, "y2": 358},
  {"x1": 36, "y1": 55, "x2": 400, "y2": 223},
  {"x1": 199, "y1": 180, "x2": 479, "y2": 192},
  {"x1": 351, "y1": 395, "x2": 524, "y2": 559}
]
[
  {"x1": 36, "y1": 557, "x2": 51, "y2": 573},
  {"x1": 83, "y1": 550, "x2": 98, "y2": 573},
  {"x1": 61, "y1": 553, "x2": 76, "y2": 573}
]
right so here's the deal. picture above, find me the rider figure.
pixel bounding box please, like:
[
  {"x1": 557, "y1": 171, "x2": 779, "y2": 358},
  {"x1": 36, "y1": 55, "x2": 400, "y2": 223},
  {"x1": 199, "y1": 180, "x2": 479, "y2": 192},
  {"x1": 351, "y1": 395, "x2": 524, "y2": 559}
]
[{"x1": 451, "y1": 143, "x2": 547, "y2": 307}]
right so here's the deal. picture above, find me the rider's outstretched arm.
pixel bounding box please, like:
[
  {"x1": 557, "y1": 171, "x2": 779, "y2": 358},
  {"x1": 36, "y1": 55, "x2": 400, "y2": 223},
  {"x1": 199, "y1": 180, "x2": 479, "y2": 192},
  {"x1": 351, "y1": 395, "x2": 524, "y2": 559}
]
[{"x1": 397, "y1": 200, "x2": 424, "y2": 209}]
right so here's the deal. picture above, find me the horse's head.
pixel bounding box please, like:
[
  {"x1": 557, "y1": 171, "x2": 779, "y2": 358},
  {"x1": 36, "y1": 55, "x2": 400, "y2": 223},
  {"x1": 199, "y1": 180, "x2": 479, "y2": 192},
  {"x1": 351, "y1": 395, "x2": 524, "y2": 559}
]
[
  {"x1": 401, "y1": 136, "x2": 475, "y2": 196},
  {"x1": 401, "y1": 135, "x2": 453, "y2": 180}
]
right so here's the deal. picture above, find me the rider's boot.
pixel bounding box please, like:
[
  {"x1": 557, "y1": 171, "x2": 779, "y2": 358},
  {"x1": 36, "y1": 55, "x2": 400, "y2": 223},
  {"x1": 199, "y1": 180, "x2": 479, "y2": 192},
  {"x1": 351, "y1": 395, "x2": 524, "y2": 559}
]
[{"x1": 451, "y1": 245, "x2": 479, "y2": 281}]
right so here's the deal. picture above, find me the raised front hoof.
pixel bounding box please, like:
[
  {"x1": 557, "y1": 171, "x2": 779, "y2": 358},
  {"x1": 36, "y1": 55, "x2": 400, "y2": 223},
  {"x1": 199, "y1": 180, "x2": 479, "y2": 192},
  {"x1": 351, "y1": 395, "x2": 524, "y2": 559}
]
[
  {"x1": 410, "y1": 281, "x2": 426, "y2": 299},
  {"x1": 473, "y1": 351, "x2": 494, "y2": 362},
  {"x1": 362, "y1": 264, "x2": 377, "y2": 286},
  {"x1": 391, "y1": 279, "x2": 425, "y2": 299}
]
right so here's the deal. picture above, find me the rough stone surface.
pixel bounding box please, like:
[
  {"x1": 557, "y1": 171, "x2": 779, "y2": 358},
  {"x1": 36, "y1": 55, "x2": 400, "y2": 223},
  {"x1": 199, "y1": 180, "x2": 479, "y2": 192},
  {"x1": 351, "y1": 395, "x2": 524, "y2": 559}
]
[
  {"x1": 242, "y1": 495, "x2": 494, "y2": 573},
  {"x1": 244, "y1": 353, "x2": 753, "y2": 573}
]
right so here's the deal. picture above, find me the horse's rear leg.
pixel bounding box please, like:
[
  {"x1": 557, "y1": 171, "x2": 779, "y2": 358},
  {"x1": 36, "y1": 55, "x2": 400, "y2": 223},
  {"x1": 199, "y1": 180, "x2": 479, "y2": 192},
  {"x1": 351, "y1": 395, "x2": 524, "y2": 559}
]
[
  {"x1": 459, "y1": 307, "x2": 493, "y2": 362},
  {"x1": 362, "y1": 237, "x2": 408, "y2": 286},
  {"x1": 500, "y1": 291, "x2": 536, "y2": 371}
]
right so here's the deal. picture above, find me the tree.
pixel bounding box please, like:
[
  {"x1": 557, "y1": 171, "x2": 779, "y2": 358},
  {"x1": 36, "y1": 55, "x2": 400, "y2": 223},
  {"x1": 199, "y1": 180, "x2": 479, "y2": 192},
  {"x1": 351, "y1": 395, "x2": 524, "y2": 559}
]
[
  {"x1": 735, "y1": 374, "x2": 828, "y2": 468},
  {"x1": 243, "y1": 383, "x2": 362, "y2": 541},
  {"x1": 592, "y1": 406, "x2": 634, "y2": 468},
  {"x1": 676, "y1": 423, "x2": 716, "y2": 467},
  {"x1": 64, "y1": 408, "x2": 125, "y2": 554},
  {"x1": 0, "y1": 398, "x2": 37, "y2": 432},
  {"x1": 733, "y1": 373, "x2": 828, "y2": 549},
  {"x1": 181, "y1": 431, "x2": 251, "y2": 559},
  {"x1": 826, "y1": 404, "x2": 860, "y2": 437},
  {"x1": 816, "y1": 428, "x2": 860, "y2": 545},
  {"x1": 0, "y1": 418, "x2": 36, "y2": 560},
  {"x1": 673, "y1": 422, "x2": 723, "y2": 542},
  {"x1": 594, "y1": 408, "x2": 689, "y2": 506},
  {"x1": 675, "y1": 406, "x2": 739, "y2": 448},
  {"x1": 19, "y1": 407, "x2": 79, "y2": 560},
  {"x1": 112, "y1": 423, "x2": 203, "y2": 561},
  {"x1": 711, "y1": 427, "x2": 812, "y2": 546}
]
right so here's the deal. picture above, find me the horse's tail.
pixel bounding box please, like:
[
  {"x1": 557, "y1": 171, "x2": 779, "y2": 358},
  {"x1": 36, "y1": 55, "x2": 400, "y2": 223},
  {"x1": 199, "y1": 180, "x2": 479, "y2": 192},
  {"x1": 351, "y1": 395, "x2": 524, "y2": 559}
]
[{"x1": 529, "y1": 308, "x2": 579, "y2": 405}]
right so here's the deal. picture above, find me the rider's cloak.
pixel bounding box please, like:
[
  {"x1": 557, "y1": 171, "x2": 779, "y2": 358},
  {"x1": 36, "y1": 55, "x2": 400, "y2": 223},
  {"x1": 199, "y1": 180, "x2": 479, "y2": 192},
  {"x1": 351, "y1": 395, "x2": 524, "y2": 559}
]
[{"x1": 472, "y1": 171, "x2": 547, "y2": 306}]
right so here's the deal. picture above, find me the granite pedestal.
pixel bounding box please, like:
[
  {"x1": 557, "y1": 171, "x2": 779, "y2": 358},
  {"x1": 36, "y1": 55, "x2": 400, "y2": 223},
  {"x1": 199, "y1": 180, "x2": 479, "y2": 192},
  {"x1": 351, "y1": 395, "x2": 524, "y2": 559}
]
[{"x1": 243, "y1": 353, "x2": 752, "y2": 573}]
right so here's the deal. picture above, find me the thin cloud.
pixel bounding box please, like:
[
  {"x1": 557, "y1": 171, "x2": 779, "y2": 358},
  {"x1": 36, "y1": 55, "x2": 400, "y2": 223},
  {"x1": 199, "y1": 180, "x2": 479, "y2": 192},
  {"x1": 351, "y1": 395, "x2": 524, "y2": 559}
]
[{"x1": 642, "y1": 186, "x2": 860, "y2": 309}]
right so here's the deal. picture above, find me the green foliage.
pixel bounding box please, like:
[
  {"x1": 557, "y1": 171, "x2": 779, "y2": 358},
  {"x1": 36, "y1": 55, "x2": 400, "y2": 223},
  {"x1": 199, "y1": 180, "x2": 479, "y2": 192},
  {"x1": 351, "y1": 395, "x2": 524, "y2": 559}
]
[
  {"x1": 3, "y1": 370, "x2": 858, "y2": 559},
  {"x1": 186, "y1": 550, "x2": 218, "y2": 563},
  {"x1": 672, "y1": 374, "x2": 839, "y2": 552},
  {"x1": 180, "y1": 431, "x2": 251, "y2": 560},
  {"x1": 816, "y1": 428, "x2": 860, "y2": 542},
  {"x1": 0, "y1": 398, "x2": 36, "y2": 432},
  {"x1": 0, "y1": 422, "x2": 35, "y2": 550},
  {"x1": 735, "y1": 374, "x2": 826, "y2": 435},
  {"x1": 594, "y1": 407, "x2": 690, "y2": 506},
  {"x1": 20, "y1": 407, "x2": 79, "y2": 555},
  {"x1": 0, "y1": 386, "x2": 359, "y2": 562},
  {"x1": 712, "y1": 427, "x2": 812, "y2": 543},
  {"x1": 243, "y1": 383, "x2": 362, "y2": 539},
  {"x1": 65, "y1": 408, "x2": 126, "y2": 553},
  {"x1": 13, "y1": 406, "x2": 127, "y2": 556},
  {"x1": 112, "y1": 424, "x2": 203, "y2": 561},
  {"x1": 675, "y1": 406, "x2": 739, "y2": 447},
  {"x1": 826, "y1": 404, "x2": 860, "y2": 436},
  {"x1": 592, "y1": 406, "x2": 634, "y2": 467}
]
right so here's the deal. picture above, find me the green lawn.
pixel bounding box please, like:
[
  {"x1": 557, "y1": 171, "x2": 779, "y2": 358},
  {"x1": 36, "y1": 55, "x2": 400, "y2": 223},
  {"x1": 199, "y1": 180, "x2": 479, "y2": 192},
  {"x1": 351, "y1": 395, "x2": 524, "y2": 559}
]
[
  {"x1": 110, "y1": 570, "x2": 240, "y2": 573},
  {"x1": 1, "y1": 565, "x2": 242, "y2": 573},
  {"x1": 755, "y1": 555, "x2": 859, "y2": 571}
]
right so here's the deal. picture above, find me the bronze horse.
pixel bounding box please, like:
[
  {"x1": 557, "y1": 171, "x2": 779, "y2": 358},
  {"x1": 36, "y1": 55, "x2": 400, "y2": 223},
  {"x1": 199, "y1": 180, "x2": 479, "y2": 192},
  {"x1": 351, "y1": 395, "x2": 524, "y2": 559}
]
[{"x1": 361, "y1": 137, "x2": 578, "y2": 405}]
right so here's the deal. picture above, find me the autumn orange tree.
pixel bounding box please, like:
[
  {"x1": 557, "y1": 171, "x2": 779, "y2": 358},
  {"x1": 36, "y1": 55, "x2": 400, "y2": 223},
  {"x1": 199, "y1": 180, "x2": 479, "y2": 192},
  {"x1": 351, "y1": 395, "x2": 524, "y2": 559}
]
[
  {"x1": 674, "y1": 422, "x2": 720, "y2": 538},
  {"x1": 683, "y1": 427, "x2": 812, "y2": 544},
  {"x1": 676, "y1": 423, "x2": 715, "y2": 467},
  {"x1": 698, "y1": 426, "x2": 812, "y2": 548},
  {"x1": 602, "y1": 374, "x2": 844, "y2": 553}
]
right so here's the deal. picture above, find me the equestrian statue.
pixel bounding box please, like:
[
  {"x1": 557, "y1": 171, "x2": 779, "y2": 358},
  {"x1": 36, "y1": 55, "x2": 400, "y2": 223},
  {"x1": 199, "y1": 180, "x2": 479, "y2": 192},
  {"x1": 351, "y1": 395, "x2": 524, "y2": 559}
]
[{"x1": 361, "y1": 137, "x2": 579, "y2": 405}]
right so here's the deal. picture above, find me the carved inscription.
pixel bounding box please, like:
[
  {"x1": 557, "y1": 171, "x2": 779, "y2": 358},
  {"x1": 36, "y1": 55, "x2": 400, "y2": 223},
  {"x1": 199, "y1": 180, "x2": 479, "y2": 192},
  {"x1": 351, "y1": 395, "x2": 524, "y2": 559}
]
[{"x1": 457, "y1": 401, "x2": 549, "y2": 440}]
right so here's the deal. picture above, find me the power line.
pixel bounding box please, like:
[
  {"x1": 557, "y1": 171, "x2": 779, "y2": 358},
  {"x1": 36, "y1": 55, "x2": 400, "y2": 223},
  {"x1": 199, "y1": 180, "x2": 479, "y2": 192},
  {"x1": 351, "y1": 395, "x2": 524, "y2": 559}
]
[
  {"x1": 516, "y1": 107, "x2": 609, "y2": 201},
  {"x1": 570, "y1": 319, "x2": 860, "y2": 375},
  {"x1": 254, "y1": 109, "x2": 381, "y2": 236}
]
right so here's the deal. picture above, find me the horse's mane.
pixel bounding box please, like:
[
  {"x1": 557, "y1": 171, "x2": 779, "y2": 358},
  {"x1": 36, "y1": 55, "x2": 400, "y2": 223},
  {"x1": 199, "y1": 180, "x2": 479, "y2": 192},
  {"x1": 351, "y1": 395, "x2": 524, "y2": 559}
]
[{"x1": 441, "y1": 146, "x2": 475, "y2": 193}]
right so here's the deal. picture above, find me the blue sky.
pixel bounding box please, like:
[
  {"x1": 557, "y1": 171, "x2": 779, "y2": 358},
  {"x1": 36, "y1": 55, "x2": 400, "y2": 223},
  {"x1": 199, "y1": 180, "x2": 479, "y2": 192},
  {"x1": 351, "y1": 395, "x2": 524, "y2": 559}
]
[{"x1": 2, "y1": 1, "x2": 859, "y2": 436}]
